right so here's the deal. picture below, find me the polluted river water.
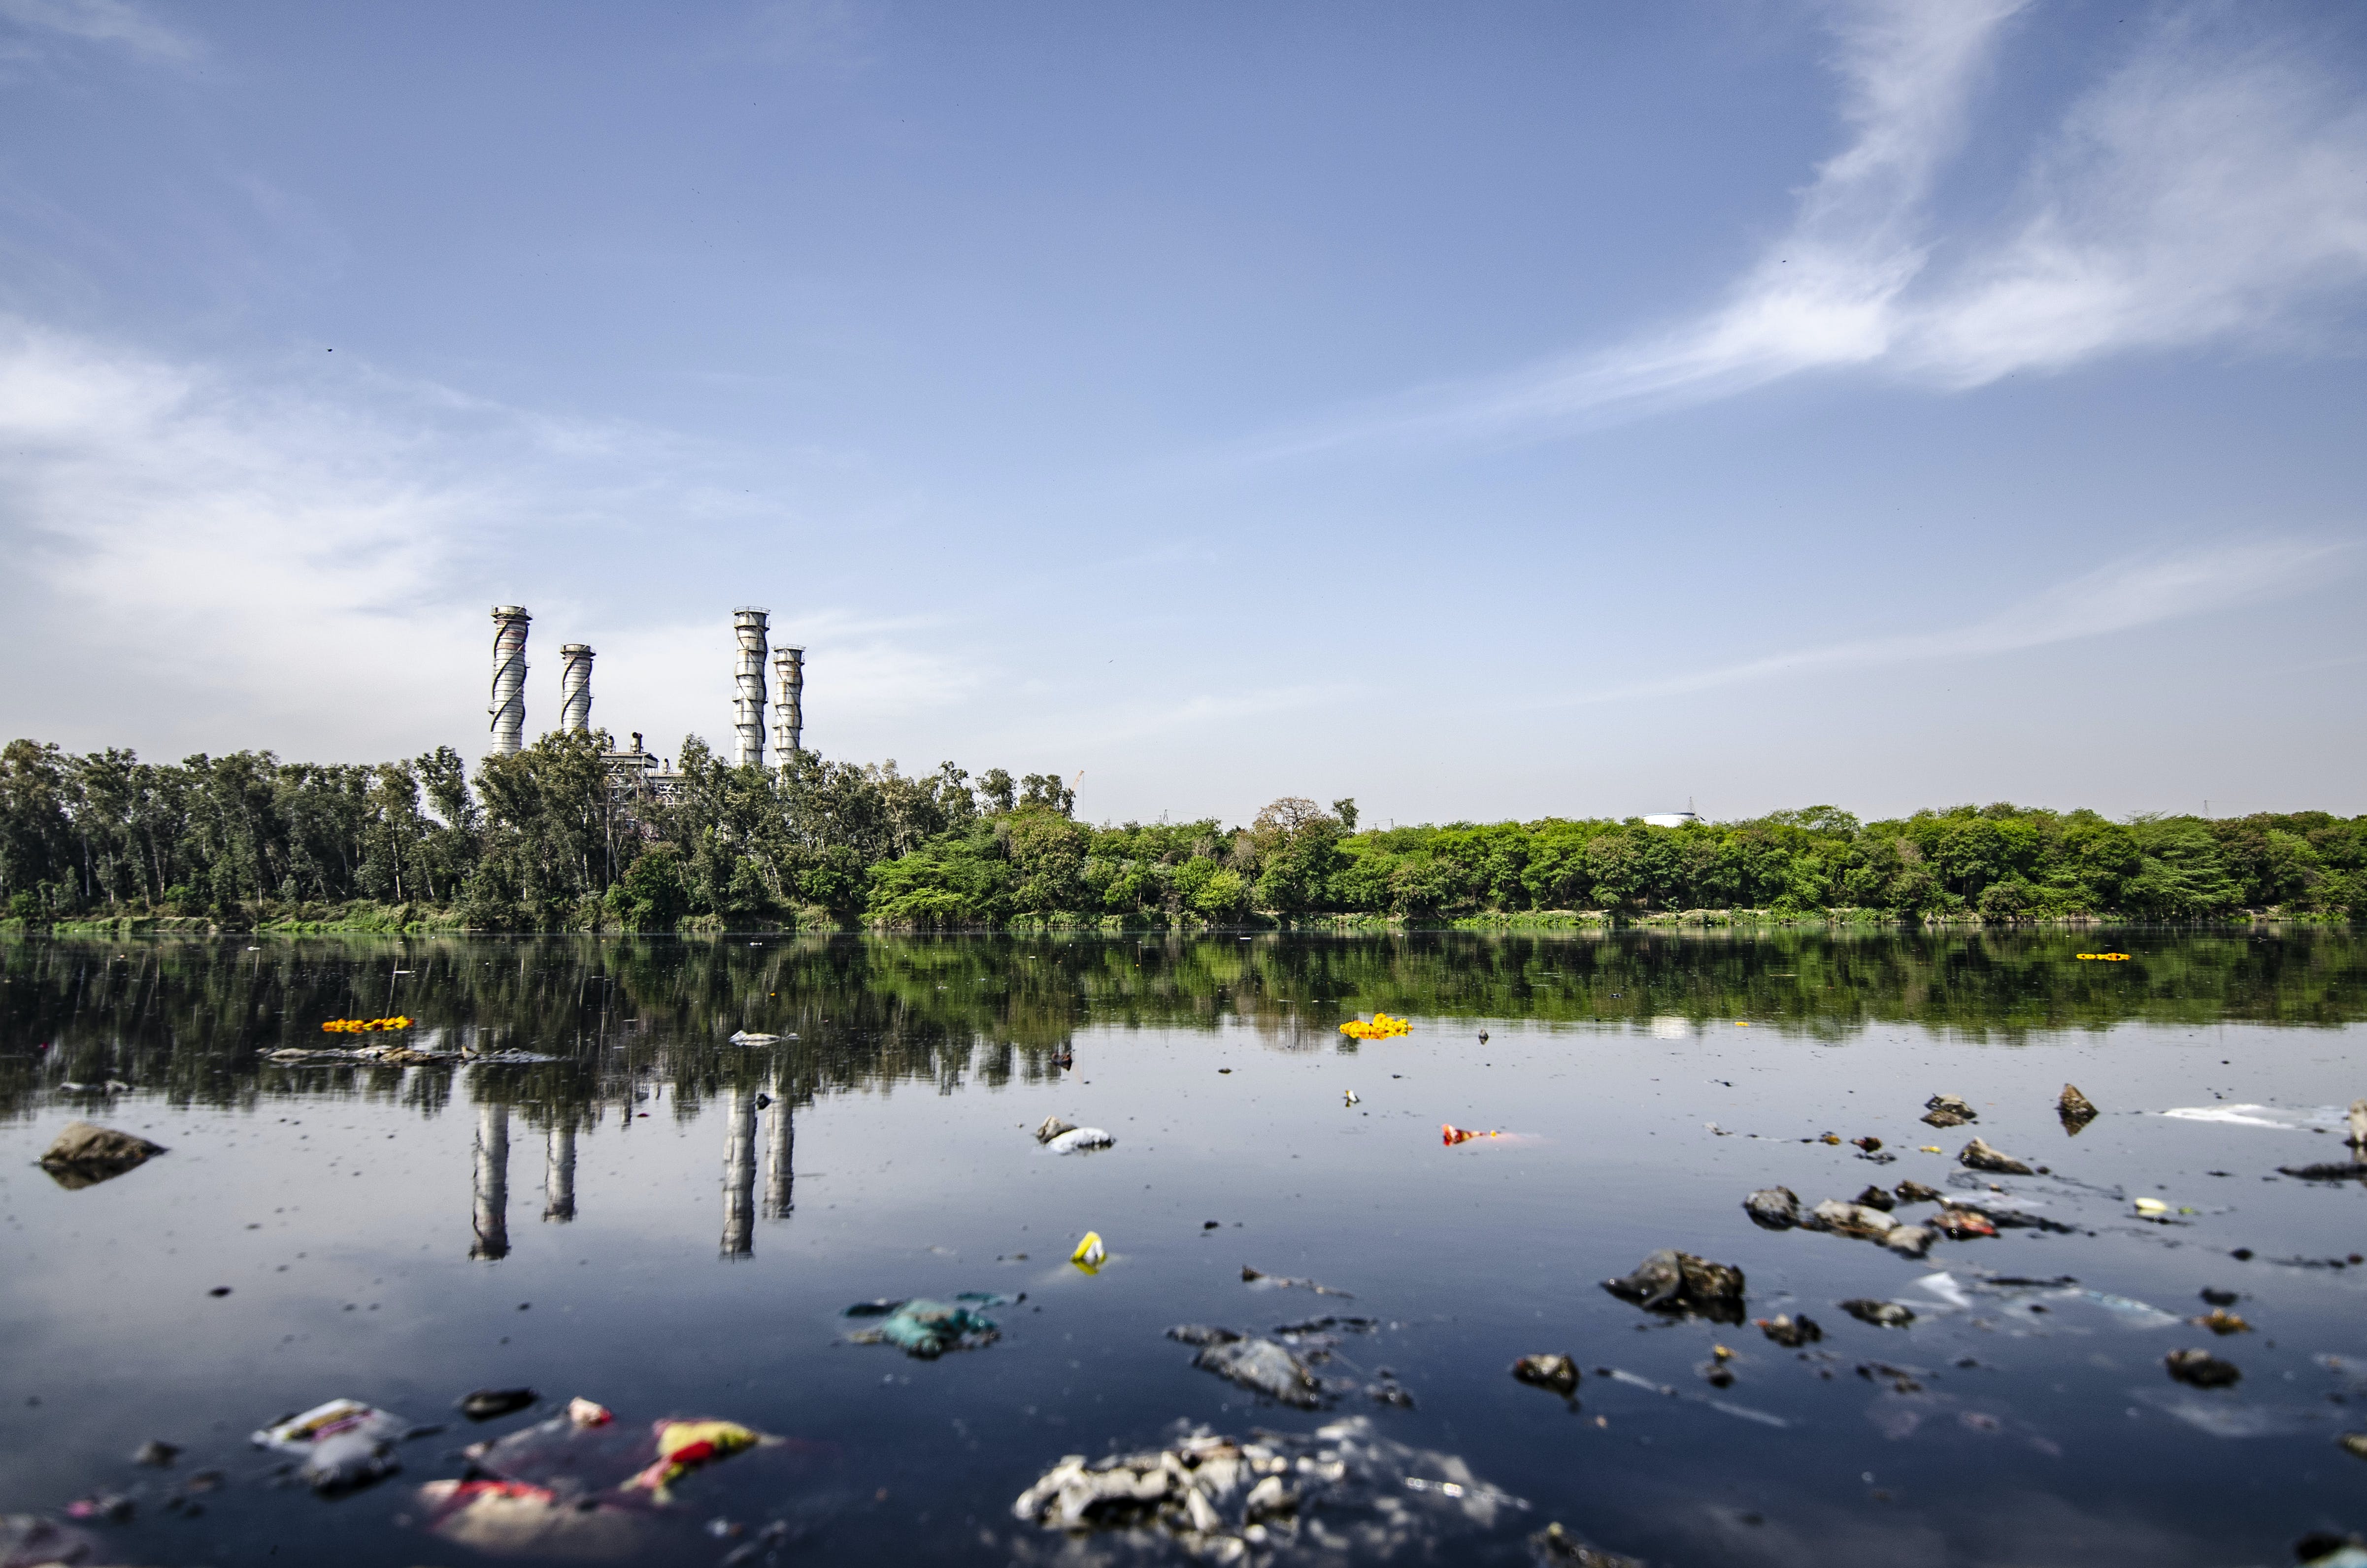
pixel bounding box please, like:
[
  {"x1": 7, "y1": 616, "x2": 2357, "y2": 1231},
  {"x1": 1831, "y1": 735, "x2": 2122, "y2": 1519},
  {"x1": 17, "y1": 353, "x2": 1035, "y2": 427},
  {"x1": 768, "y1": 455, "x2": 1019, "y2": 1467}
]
[{"x1": 2, "y1": 930, "x2": 2365, "y2": 1567}]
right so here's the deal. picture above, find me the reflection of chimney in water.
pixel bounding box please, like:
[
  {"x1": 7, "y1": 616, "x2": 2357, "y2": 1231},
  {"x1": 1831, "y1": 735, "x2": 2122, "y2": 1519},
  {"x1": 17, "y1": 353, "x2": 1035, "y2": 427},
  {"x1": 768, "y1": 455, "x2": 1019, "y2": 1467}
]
[
  {"x1": 763, "y1": 1080, "x2": 793, "y2": 1220},
  {"x1": 471, "y1": 1103, "x2": 511, "y2": 1260},
  {"x1": 543, "y1": 1119, "x2": 576, "y2": 1223},
  {"x1": 721, "y1": 1086, "x2": 757, "y2": 1260}
]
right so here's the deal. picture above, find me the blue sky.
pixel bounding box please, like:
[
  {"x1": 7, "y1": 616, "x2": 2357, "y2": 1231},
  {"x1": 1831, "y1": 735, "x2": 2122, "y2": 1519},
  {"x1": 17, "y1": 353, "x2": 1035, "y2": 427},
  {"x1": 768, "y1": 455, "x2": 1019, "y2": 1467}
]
[{"x1": 2, "y1": 0, "x2": 2362, "y2": 826}]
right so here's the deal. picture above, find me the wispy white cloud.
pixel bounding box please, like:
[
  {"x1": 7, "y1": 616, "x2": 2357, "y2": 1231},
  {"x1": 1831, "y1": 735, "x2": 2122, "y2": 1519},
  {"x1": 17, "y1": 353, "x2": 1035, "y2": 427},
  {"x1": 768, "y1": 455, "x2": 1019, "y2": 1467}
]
[
  {"x1": 1553, "y1": 539, "x2": 2352, "y2": 707},
  {"x1": 1261, "y1": 2, "x2": 2367, "y2": 455},
  {"x1": 0, "y1": 0, "x2": 196, "y2": 62}
]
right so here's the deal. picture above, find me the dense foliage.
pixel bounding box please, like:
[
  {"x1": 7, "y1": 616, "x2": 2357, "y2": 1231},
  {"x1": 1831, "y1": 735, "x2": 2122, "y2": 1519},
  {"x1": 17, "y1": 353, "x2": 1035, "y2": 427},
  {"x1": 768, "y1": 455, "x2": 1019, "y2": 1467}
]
[{"x1": 2, "y1": 734, "x2": 2360, "y2": 930}]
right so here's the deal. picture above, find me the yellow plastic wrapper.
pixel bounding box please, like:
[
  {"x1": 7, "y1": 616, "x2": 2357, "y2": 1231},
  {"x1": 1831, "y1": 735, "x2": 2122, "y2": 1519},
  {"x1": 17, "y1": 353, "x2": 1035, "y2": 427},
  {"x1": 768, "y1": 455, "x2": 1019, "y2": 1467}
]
[{"x1": 1071, "y1": 1231, "x2": 1106, "y2": 1274}]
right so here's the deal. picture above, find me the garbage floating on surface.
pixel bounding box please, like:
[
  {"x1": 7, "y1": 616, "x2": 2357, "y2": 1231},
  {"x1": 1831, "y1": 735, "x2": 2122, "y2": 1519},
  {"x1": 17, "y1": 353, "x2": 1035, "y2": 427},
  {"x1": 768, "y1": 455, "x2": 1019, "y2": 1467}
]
[
  {"x1": 320, "y1": 1016, "x2": 412, "y2": 1033},
  {"x1": 1893, "y1": 1180, "x2": 1944, "y2": 1204},
  {"x1": 252, "y1": 1398, "x2": 418, "y2": 1492},
  {"x1": 1043, "y1": 1126, "x2": 1113, "y2": 1155},
  {"x1": 623, "y1": 1420, "x2": 772, "y2": 1501},
  {"x1": 2058, "y1": 1083, "x2": 2099, "y2": 1134},
  {"x1": 845, "y1": 1294, "x2": 1011, "y2": 1358},
  {"x1": 1338, "y1": 1013, "x2": 1412, "y2": 1040},
  {"x1": 1071, "y1": 1231, "x2": 1107, "y2": 1274},
  {"x1": 1007, "y1": 1417, "x2": 1524, "y2": 1558},
  {"x1": 1510, "y1": 1354, "x2": 1581, "y2": 1397},
  {"x1": 1742, "y1": 1187, "x2": 1800, "y2": 1230},
  {"x1": 0, "y1": 1514, "x2": 105, "y2": 1566},
  {"x1": 726, "y1": 1030, "x2": 786, "y2": 1045},
  {"x1": 1034, "y1": 1116, "x2": 1075, "y2": 1144},
  {"x1": 2193, "y1": 1308, "x2": 2252, "y2": 1335},
  {"x1": 36, "y1": 1121, "x2": 166, "y2": 1190},
  {"x1": 2161, "y1": 1104, "x2": 2354, "y2": 1131},
  {"x1": 1601, "y1": 1249, "x2": 1746, "y2": 1323},
  {"x1": 1922, "y1": 1094, "x2": 1977, "y2": 1129},
  {"x1": 1959, "y1": 1137, "x2": 2034, "y2": 1176}
]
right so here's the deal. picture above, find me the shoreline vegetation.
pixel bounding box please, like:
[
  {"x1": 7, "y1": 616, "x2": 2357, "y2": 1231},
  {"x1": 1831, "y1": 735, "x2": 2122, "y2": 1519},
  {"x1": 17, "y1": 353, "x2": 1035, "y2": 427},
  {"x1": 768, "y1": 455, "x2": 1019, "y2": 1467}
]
[{"x1": 4, "y1": 733, "x2": 2361, "y2": 935}]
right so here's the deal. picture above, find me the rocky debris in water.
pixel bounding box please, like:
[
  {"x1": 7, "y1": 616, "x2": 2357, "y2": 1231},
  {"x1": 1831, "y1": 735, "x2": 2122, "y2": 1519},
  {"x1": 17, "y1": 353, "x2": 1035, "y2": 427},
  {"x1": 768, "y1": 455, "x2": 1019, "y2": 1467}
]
[
  {"x1": 1274, "y1": 1315, "x2": 1377, "y2": 1336},
  {"x1": 2278, "y1": 1160, "x2": 2367, "y2": 1182},
  {"x1": 2165, "y1": 1348, "x2": 2241, "y2": 1389},
  {"x1": 2059, "y1": 1083, "x2": 2100, "y2": 1134},
  {"x1": 1531, "y1": 1521, "x2": 1645, "y2": 1565},
  {"x1": 1510, "y1": 1354, "x2": 1580, "y2": 1397},
  {"x1": 1959, "y1": 1137, "x2": 2034, "y2": 1176},
  {"x1": 1802, "y1": 1200, "x2": 1895, "y2": 1239},
  {"x1": 2200, "y1": 1287, "x2": 2241, "y2": 1307},
  {"x1": 1044, "y1": 1126, "x2": 1114, "y2": 1155},
  {"x1": 1853, "y1": 1184, "x2": 1897, "y2": 1212},
  {"x1": 2193, "y1": 1308, "x2": 2253, "y2": 1336},
  {"x1": 1601, "y1": 1249, "x2": 1746, "y2": 1324},
  {"x1": 133, "y1": 1438, "x2": 181, "y2": 1467},
  {"x1": 1190, "y1": 1336, "x2": 1325, "y2": 1409},
  {"x1": 1893, "y1": 1180, "x2": 1945, "y2": 1204},
  {"x1": 1852, "y1": 1136, "x2": 1883, "y2": 1154},
  {"x1": 1840, "y1": 1299, "x2": 1915, "y2": 1329},
  {"x1": 1241, "y1": 1266, "x2": 1353, "y2": 1298},
  {"x1": 1167, "y1": 1325, "x2": 1242, "y2": 1347},
  {"x1": 1757, "y1": 1314, "x2": 1823, "y2": 1348},
  {"x1": 253, "y1": 1398, "x2": 418, "y2": 1492},
  {"x1": 36, "y1": 1121, "x2": 166, "y2": 1189},
  {"x1": 1698, "y1": 1349, "x2": 1736, "y2": 1389},
  {"x1": 1034, "y1": 1116, "x2": 1076, "y2": 1144},
  {"x1": 1922, "y1": 1094, "x2": 1977, "y2": 1129},
  {"x1": 1742, "y1": 1187, "x2": 1800, "y2": 1230},
  {"x1": 1007, "y1": 1417, "x2": 1524, "y2": 1562},
  {"x1": 845, "y1": 1294, "x2": 1011, "y2": 1358},
  {"x1": 2339, "y1": 1433, "x2": 2367, "y2": 1463},
  {"x1": 459, "y1": 1388, "x2": 538, "y2": 1422},
  {"x1": 1883, "y1": 1225, "x2": 1936, "y2": 1260},
  {"x1": 1365, "y1": 1372, "x2": 1415, "y2": 1409}
]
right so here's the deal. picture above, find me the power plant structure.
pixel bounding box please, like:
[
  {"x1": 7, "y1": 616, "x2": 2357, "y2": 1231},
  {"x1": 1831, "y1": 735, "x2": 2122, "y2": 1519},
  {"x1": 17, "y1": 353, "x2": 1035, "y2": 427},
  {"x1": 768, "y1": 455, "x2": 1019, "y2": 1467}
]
[
  {"x1": 558, "y1": 643, "x2": 594, "y2": 734},
  {"x1": 488, "y1": 606, "x2": 531, "y2": 755},
  {"x1": 772, "y1": 644, "x2": 805, "y2": 758},
  {"x1": 484, "y1": 603, "x2": 811, "y2": 792},
  {"x1": 732, "y1": 607, "x2": 769, "y2": 769}
]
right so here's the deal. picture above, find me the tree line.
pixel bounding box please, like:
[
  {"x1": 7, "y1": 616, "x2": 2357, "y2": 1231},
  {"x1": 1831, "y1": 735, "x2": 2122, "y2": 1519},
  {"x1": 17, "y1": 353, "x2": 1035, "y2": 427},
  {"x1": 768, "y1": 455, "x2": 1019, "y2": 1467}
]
[{"x1": 2, "y1": 732, "x2": 2360, "y2": 930}]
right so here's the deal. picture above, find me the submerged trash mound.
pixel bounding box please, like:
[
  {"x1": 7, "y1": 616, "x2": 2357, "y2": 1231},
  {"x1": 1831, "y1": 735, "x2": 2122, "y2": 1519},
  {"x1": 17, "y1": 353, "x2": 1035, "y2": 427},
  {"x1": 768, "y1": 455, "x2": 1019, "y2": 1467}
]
[
  {"x1": 1510, "y1": 1355, "x2": 1581, "y2": 1397},
  {"x1": 1338, "y1": 1013, "x2": 1412, "y2": 1040},
  {"x1": 1742, "y1": 1187, "x2": 1799, "y2": 1230},
  {"x1": 1840, "y1": 1299, "x2": 1915, "y2": 1329},
  {"x1": 844, "y1": 1294, "x2": 1012, "y2": 1358},
  {"x1": 1007, "y1": 1417, "x2": 1525, "y2": 1564},
  {"x1": 253, "y1": 1398, "x2": 419, "y2": 1492},
  {"x1": 0, "y1": 1513, "x2": 104, "y2": 1568},
  {"x1": 1241, "y1": 1266, "x2": 1352, "y2": 1299},
  {"x1": 1602, "y1": 1250, "x2": 1745, "y2": 1323},
  {"x1": 37, "y1": 1121, "x2": 165, "y2": 1189},
  {"x1": 1531, "y1": 1520, "x2": 1644, "y2": 1566},
  {"x1": 1189, "y1": 1336, "x2": 1326, "y2": 1409},
  {"x1": 2058, "y1": 1083, "x2": 2100, "y2": 1134},
  {"x1": 1922, "y1": 1094, "x2": 1977, "y2": 1129},
  {"x1": 1756, "y1": 1313, "x2": 1823, "y2": 1348},
  {"x1": 1959, "y1": 1137, "x2": 2034, "y2": 1176},
  {"x1": 420, "y1": 1397, "x2": 784, "y2": 1556},
  {"x1": 2165, "y1": 1348, "x2": 2242, "y2": 1389}
]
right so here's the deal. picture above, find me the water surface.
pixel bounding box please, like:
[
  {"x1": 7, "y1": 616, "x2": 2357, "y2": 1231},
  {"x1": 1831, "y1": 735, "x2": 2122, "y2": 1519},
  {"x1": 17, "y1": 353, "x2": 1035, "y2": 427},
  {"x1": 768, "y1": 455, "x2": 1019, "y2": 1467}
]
[{"x1": 4, "y1": 931, "x2": 2365, "y2": 1566}]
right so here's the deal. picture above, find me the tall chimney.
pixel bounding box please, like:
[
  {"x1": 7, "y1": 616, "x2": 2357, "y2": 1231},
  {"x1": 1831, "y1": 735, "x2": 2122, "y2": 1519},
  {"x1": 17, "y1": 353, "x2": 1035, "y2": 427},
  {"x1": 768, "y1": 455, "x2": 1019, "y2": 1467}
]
[
  {"x1": 771, "y1": 645, "x2": 805, "y2": 761},
  {"x1": 732, "y1": 608, "x2": 769, "y2": 768},
  {"x1": 558, "y1": 643, "x2": 594, "y2": 735},
  {"x1": 489, "y1": 605, "x2": 531, "y2": 756}
]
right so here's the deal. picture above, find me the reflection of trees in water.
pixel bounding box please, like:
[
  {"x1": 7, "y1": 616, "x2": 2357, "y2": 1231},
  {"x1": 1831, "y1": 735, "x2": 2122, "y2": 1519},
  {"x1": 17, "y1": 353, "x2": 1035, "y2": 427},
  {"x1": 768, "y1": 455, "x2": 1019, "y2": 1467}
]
[{"x1": 5, "y1": 932, "x2": 2365, "y2": 1130}]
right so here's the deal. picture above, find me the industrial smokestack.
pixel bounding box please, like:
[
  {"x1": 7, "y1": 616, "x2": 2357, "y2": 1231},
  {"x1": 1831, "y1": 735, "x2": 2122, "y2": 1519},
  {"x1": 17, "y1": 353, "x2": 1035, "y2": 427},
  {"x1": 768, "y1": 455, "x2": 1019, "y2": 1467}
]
[
  {"x1": 489, "y1": 606, "x2": 531, "y2": 755},
  {"x1": 771, "y1": 645, "x2": 804, "y2": 761},
  {"x1": 732, "y1": 608, "x2": 769, "y2": 768},
  {"x1": 558, "y1": 644, "x2": 594, "y2": 735}
]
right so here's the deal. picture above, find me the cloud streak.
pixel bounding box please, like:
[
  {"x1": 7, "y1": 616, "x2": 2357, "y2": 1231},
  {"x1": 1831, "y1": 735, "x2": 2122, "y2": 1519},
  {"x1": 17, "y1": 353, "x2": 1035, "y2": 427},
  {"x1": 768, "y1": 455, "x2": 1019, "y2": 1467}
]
[
  {"x1": 0, "y1": 0, "x2": 196, "y2": 62},
  {"x1": 1261, "y1": 1, "x2": 2367, "y2": 456},
  {"x1": 1551, "y1": 539, "x2": 2352, "y2": 708}
]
